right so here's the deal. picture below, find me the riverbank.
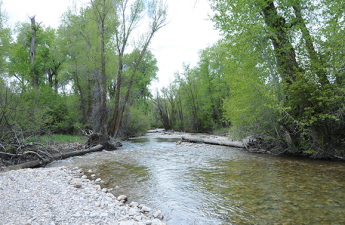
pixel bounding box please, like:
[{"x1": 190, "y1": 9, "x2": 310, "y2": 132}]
[{"x1": 0, "y1": 166, "x2": 167, "y2": 225}]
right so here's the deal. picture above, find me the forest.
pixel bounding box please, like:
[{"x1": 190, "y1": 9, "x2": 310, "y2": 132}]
[{"x1": 1, "y1": 0, "x2": 345, "y2": 161}]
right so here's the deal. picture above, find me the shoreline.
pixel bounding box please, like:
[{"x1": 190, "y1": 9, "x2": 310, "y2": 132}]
[{"x1": 0, "y1": 166, "x2": 166, "y2": 225}]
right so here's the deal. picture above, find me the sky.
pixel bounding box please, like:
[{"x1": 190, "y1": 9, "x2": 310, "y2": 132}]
[{"x1": 2, "y1": 0, "x2": 220, "y2": 89}]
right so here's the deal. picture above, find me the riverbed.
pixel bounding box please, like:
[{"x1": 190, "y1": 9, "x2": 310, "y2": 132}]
[{"x1": 47, "y1": 132, "x2": 345, "y2": 224}]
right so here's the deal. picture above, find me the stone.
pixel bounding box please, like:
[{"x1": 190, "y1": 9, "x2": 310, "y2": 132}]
[
  {"x1": 145, "y1": 221, "x2": 152, "y2": 225},
  {"x1": 100, "y1": 213, "x2": 109, "y2": 217},
  {"x1": 91, "y1": 174, "x2": 96, "y2": 179},
  {"x1": 129, "y1": 207, "x2": 140, "y2": 216},
  {"x1": 81, "y1": 175, "x2": 87, "y2": 179},
  {"x1": 72, "y1": 178, "x2": 82, "y2": 188},
  {"x1": 151, "y1": 219, "x2": 161, "y2": 225},
  {"x1": 95, "y1": 201, "x2": 101, "y2": 207},
  {"x1": 141, "y1": 206, "x2": 151, "y2": 213},
  {"x1": 73, "y1": 213, "x2": 82, "y2": 217},
  {"x1": 153, "y1": 210, "x2": 164, "y2": 220},
  {"x1": 134, "y1": 216, "x2": 142, "y2": 221},
  {"x1": 95, "y1": 178, "x2": 101, "y2": 183},
  {"x1": 106, "y1": 193, "x2": 115, "y2": 199},
  {"x1": 120, "y1": 222, "x2": 134, "y2": 225},
  {"x1": 77, "y1": 169, "x2": 84, "y2": 175},
  {"x1": 117, "y1": 195, "x2": 128, "y2": 202},
  {"x1": 95, "y1": 185, "x2": 101, "y2": 191},
  {"x1": 138, "y1": 204, "x2": 145, "y2": 209},
  {"x1": 123, "y1": 215, "x2": 130, "y2": 221},
  {"x1": 89, "y1": 212, "x2": 99, "y2": 218},
  {"x1": 129, "y1": 201, "x2": 139, "y2": 208},
  {"x1": 102, "y1": 188, "x2": 107, "y2": 192}
]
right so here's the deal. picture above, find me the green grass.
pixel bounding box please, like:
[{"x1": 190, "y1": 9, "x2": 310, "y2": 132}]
[{"x1": 27, "y1": 134, "x2": 87, "y2": 144}]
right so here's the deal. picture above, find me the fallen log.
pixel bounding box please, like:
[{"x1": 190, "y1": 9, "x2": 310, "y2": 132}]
[
  {"x1": 181, "y1": 136, "x2": 244, "y2": 148},
  {"x1": 2, "y1": 144, "x2": 105, "y2": 171}
]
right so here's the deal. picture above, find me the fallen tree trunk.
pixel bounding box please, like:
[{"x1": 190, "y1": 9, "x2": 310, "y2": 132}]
[
  {"x1": 181, "y1": 136, "x2": 244, "y2": 148},
  {"x1": 2, "y1": 144, "x2": 105, "y2": 171}
]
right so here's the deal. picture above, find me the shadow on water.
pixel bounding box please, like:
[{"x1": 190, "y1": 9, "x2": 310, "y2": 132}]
[{"x1": 47, "y1": 133, "x2": 345, "y2": 224}]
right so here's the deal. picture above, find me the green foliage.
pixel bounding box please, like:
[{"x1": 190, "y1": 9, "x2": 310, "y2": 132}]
[
  {"x1": 154, "y1": 42, "x2": 230, "y2": 132},
  {"x1": 210, "y1": 0, "x2": 345, "y2": 156},
  {"x1": 119, "y1": 106, "x2": 151, "y2": 138}
]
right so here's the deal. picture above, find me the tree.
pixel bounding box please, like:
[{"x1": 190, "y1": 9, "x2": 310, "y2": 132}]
[
  {"x1": 210, "y1": 0, "x2": 345, "y2": 157},
  {"x1": 0, "y1": 1, "x2": 12, "y2": 76},
  {"x1": 109, "y1": 0, "x2": 168, "y2": 138},
  {"x1": 90, "y1": 0, "x2": 113, "y2": 135}
]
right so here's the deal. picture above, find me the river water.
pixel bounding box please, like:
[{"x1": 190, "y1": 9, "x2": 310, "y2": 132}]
[{"x1": 47, "y1": 133, "x2": 345, "y2": 224}]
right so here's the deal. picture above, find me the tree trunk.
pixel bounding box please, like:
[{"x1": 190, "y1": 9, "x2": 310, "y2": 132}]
[
  {"x1": 181, "y1": 136, "x2": 244, "y2": 148},
  {"x1": 292, "y1": 3, "x2": 329, "y2": 86},
  {"x1": 100, "y1": 24, "x2": 107, "y2": 136},
  {"x1": 112, "y1": 33, "x2": 155, "y2": 138},
  {"x1": 74, "y1": 71, "x2": 87, "y2": 124},
  {"x1": 261, "y1": 0, "x2": 300, "y2": 83},
  {"x1": 30, "y1": 17, "x2": 39, "y2": 88},
  {"x1": 3, "y1": 145, "x2": 105, "y2": 170}
]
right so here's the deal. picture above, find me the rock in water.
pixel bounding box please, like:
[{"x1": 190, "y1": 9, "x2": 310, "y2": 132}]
[{"x1": 117, "y1": 195, "x2": 127, "y2": 202}]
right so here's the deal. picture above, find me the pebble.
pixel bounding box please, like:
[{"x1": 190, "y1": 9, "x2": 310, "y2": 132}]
[
  {"x1": 95, "y1": 178, "x2": 102, "y2": 183},
  {"x1": 130, "y1": 201, "x2": 139, "y2": 207},
  {"x1": 154, "y1": 210, "x2": 164, "y2": 220},
  {"x1": 0, "y1": 167, "x2": 166, "y2": 224},
  {"x1": 141, "y1": 206, "x2": 152, "y2": 212},
  {"x1": 117, "y1": 195, "x2": 128, "y2": 202},
  {"x1": 152, "y1": 218, "x2": 162, "y2": 225}
]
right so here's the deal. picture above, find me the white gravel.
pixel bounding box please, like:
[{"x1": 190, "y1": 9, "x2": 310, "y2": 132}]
[{"x1": 0, "y1": 167, "x2": 166, "y2": 225}]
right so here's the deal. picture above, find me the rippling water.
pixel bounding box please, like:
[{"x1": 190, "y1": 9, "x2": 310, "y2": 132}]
[{"x1": 47, "y1": 133, "x2": 345, "y2": 224}]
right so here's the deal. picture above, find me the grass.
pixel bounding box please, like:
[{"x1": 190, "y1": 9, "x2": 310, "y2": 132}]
[{"x1": 27, "y1": 134, "x2": 87, "y2": 145}]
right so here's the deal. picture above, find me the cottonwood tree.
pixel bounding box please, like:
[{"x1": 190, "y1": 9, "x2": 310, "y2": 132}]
[
  {"x1": 90, "y1": 0, "x2": 113, "y2": 135},
  {"x1": 210, "y1": 0, "x2": 345, "y2": 157},
  {"x1": 109, "y1": 0, "x2": 168, "y2": 138},
  {"x1": 0, "y1": 1, "x2": 12, "y2": 76}
]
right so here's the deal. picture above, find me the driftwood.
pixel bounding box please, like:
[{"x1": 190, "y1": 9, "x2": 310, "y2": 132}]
[
  {"x1": 181, "y1": 136, "x2": 270, "y2": 154},
  {"x1": 3, "y1": 144, "x2": 104, "y2": 171},
  {"x1": 181, "y1": 136, "x2": 244, "y2": 148}
]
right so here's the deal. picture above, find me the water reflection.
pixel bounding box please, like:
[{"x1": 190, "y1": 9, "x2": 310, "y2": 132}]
[{"x1": 47, "y1": 134, "x2": 345, "y2": 224}]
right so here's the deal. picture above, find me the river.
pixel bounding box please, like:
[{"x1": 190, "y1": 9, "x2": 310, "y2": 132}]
[{"x1": 47, "y1": 132, "x2": 345, "y2": 224}]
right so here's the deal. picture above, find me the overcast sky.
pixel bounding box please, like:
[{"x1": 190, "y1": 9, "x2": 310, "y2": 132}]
[{"x1": 2, "y1": 0, "x2": 220, "y2": 89}]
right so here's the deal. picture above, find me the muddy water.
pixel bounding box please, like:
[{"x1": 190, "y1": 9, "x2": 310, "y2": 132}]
[{"x1": 47, "y1": 133, "x2": 345, "y2": 224}]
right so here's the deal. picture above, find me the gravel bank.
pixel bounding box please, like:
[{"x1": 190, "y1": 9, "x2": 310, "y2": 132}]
[{"x1": 0, "y1": 167, "x2": 166, "y2": 225}]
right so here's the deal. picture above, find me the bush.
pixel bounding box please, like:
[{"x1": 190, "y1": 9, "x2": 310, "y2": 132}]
[{"x1": 119, "y1": 106, "x2": 150, "y2": 139}]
